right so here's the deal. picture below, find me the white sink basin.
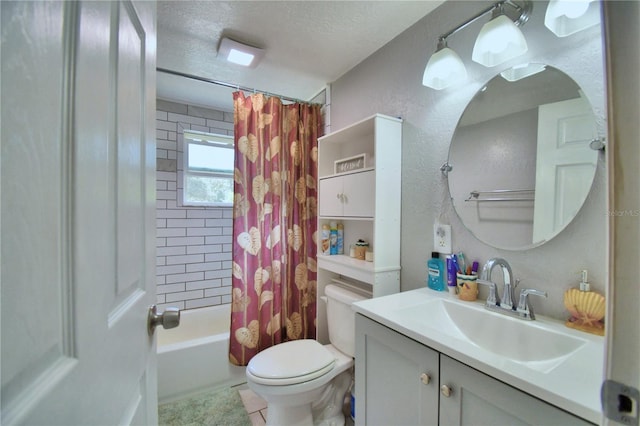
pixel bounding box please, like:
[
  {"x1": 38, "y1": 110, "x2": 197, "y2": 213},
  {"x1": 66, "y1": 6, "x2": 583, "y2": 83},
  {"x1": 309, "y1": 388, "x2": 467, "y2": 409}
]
[
  {"x1": 441, "y1": 300, "x2": 587, "y2": 363},
  {"x1": 393, "y1": 299, "x2": 465, "y2": 336},
  {"x1": 393, "y1": 297, "x2": 587, "y2": 371}
]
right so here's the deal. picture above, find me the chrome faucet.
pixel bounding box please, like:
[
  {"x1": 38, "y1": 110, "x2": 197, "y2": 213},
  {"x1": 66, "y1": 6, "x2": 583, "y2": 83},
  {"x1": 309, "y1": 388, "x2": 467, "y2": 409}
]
[
  {"x1": 476, "y1": 279, "x2": 499, "y2": 307},
  {"x1": 481, "y1": 258, "x2": 514, "y2": 310},
  {"x1": 478, "y1": 258, "x2": 547, "y2": 321},
  {"x1": 516, "y1": 288, "x2": 548, "y2": 320}
]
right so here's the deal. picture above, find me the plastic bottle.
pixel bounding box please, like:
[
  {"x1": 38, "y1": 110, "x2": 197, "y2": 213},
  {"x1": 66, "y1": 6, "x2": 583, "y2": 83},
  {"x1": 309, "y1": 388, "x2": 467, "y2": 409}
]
[
  {"x1": 350, "y1": 374, "x2": 356, "y2": 421},
  {"x1": 446, "y1": 255, "x2": 458, "y2": 294},
  {"x1": 320, "y1": 224, "x2": 331, "y2": 255},
  {"x1": 329, "y1": 221, "x2": 338, "y2": 255},
  {"x1": 427, "y1": 252, "x2": 445, "y2": 291},
  {"x1": 337, "y1": 222, "x2": 344, "y2": 255}
]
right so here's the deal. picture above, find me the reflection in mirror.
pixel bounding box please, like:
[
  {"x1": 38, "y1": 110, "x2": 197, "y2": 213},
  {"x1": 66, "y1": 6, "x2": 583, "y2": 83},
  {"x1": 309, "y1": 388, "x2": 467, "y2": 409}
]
[{"x1": 448, "y1": 64, "x2": 599, "y2": 250}]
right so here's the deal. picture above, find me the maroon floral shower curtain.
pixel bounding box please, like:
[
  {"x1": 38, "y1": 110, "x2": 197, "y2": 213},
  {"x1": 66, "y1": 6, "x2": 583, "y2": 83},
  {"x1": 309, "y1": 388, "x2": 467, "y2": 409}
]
[{"x1": 229, "y1": 92, "x2": 322, "y2": 366}]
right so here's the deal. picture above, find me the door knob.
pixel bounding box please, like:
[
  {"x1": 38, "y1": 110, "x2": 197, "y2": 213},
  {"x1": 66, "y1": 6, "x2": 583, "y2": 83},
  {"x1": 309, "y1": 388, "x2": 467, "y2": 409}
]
[
  {"x1": 440, "y1": 384, "x2": 453, "y2": 397},
  {"x1": 147, "y1": 305, "x2": 180, "y2": 336},
  {"x1": 420, "y1": 373, "x2": 431, "y2": 385}
]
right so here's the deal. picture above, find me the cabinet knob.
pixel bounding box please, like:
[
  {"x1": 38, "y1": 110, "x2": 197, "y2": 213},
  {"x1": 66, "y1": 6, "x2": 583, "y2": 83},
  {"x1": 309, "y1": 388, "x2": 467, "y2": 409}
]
[
  {"x1": 420, "y1": 373, "x2": 431, "y2": 385},
  {"x1": 440, "y1": 384, "x2": 453, "y2": 397}
]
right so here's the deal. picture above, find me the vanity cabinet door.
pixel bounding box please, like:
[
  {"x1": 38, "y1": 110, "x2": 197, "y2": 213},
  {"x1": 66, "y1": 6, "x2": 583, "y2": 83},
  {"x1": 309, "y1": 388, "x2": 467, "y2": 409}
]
[
  {"x1": 355, "y1": 314, "x2": 439, "y2": 426},
  {"x1": 439, "y1": 355, "x2": 594, "y2": 426}
]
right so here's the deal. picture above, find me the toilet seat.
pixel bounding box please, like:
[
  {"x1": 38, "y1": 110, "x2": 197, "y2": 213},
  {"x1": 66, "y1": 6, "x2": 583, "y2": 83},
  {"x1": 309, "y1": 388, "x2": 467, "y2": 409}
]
[{"x1": 247, "y1": 339, "x2": 336, "y2": 385}]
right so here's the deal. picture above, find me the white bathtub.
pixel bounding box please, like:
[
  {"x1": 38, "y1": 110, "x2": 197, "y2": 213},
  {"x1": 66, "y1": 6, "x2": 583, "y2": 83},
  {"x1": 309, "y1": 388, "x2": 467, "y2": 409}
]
[{"x1": 157, "y1": 304, "x2": 246, "y2": 403}]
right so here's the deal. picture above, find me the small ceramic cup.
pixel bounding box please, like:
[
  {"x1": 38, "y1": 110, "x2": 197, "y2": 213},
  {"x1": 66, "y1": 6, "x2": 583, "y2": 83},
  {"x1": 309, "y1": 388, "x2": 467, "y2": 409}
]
[
  {"x1": 457, "y1": 273, "x2": 478, "y2": 301},
  {"x1": 354, "y1": 240, "x2": 369, "y2": 260},
  {"x1": 365, "y1": 251, "x2": 374, "y2": 262}
]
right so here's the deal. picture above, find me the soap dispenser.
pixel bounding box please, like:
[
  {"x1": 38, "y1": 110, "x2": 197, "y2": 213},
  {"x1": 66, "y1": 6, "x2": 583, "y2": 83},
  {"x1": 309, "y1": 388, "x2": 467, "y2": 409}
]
[
  {"x1": 579, "y1": 269, "x2": 590, "y2": 291},
  {"x1": 563, "y1": 269, "x2": 605, "y2": 336}
]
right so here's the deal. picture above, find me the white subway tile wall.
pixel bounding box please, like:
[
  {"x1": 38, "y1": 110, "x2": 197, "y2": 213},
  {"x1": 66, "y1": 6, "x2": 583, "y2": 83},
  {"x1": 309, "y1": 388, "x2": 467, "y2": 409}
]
[{"x1": 156, "y1": 99, "x2": 234, "y2": 311}]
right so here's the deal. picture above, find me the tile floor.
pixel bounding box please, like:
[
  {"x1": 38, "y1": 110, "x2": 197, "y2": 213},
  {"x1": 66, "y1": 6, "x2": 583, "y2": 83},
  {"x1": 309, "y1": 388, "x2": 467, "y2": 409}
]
[{"x1": 237, "y1": 385, "x2": 268, "y2": 426}]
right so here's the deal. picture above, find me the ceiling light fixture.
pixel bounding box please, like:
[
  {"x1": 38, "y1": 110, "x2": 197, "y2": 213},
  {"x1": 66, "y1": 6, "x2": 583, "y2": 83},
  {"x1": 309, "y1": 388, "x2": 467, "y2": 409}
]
[
  {"x1": 421, "y1": 1, "x2": 532, "y2": 90},
  {"x1": 218, "y1": 37, "x2": 264, "y2": 68},
  {"x1": 544, "y1": 0, "x2": 600, "y2": 37}
]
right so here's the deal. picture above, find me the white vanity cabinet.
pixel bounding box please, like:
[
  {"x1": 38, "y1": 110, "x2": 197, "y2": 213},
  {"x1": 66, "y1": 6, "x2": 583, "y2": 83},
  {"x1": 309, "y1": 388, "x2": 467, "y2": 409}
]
[
  {"x1": 354, "y1": 314, "x2": 439, "y2": 426},
  {"x1": 355, "y1": 314, "x2": 594, "y2": 426},
  {"x1": 316, "y1": 114, "x2": 402, "y2": 343},
  {"x1": 439, "y1": 355, "x2": 592, "y2": 426}
]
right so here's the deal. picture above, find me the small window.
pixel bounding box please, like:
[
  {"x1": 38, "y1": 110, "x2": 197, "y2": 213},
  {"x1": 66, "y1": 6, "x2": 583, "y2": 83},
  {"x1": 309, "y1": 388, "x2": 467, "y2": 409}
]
[{"x1": 182, "y1": 130, "x2": 234, "y2": 206}]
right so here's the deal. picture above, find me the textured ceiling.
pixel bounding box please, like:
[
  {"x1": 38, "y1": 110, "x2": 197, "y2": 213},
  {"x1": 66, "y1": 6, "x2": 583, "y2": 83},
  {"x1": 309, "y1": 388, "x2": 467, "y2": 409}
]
[{"x1": 157, "y1": 1, "x2": 445, "y2": 111}]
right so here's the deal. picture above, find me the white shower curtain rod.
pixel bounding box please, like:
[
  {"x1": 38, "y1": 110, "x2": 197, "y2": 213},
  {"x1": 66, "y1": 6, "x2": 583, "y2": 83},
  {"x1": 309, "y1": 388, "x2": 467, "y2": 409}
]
[{"x1": 156, "y1": 67, "x2": 318, "y2": 105}]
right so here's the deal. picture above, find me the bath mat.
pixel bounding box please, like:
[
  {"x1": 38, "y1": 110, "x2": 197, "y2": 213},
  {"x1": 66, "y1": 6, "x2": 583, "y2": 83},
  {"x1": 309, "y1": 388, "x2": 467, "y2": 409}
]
[{"x1": 158, "y1": 387, "x2": 251, "y2": 426}]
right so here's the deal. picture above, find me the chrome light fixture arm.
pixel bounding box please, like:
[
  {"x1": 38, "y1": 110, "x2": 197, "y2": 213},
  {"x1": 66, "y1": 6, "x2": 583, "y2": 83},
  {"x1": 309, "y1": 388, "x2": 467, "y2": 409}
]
[
  {"x1": 422, "y1": 1, "x2": 532, "y2": 90},
  {"x1": 438, "y1": 1, "x2": 532, "y2": 44}
]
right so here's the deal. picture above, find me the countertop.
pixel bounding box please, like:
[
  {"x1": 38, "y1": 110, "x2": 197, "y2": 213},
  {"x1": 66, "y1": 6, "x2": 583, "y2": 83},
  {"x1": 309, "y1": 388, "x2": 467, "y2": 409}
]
[{"x1": 352, "y1": 287, "x2": 605, "y2": 424}]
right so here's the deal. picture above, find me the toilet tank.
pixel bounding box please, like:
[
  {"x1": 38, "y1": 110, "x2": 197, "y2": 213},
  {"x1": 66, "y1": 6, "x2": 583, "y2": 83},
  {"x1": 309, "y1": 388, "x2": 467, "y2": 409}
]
[{"x1": 324, "y1": 284, "x2": 370, "y2": 357}]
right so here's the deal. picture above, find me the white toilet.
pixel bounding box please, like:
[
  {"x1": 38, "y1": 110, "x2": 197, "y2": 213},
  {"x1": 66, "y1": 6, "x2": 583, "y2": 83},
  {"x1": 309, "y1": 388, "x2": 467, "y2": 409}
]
[{"x1": 245, "y1": 283, "x2": 369, "y2": 426}]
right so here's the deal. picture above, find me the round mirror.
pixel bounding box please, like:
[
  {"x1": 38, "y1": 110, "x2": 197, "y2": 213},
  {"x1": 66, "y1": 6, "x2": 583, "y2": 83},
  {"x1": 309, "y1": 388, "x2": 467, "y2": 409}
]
[{"x1": 448, "y1": 64, "x2": 599, "y2": 250}]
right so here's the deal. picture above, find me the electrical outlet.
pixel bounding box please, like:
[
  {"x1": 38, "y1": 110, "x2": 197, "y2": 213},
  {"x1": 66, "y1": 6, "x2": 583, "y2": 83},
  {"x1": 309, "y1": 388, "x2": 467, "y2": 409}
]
[{"x1": 434, "y1": 224, "x2": 452, "y2": 254}]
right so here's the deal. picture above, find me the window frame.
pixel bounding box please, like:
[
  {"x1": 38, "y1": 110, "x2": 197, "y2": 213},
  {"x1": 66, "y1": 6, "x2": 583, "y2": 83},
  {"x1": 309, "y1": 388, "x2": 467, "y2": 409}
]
[{"x1": 182, "y1": 130, "x2": 235, "y2": 207}]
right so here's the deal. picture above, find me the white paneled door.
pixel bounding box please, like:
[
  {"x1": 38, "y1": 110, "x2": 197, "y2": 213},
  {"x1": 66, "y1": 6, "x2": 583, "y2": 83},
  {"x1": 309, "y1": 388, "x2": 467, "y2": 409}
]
[
  {"x1": 1, "y1": 1, "x2": 158, "y2": 424},
  {"x1": 533, "y1": 96, "x2": 598, "y2": 243}
]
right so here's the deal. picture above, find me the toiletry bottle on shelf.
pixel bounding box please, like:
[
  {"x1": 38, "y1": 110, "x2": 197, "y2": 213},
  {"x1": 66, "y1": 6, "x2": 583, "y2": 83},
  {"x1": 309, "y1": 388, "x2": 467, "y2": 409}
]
[
  {"x1": 321, "y1": 224, "x2": 330, "y2": 255},
  {"x1": 427, "y1": 252, "x2": 445, "y2": 291},
  {"x1": 337, "y1": 222, "x2": 344, "y2": 255},
  {"x1": 329, "y1": 221, "x2": 338, "y2": 255},
  {"x1": 320, "y1": 223, "x2": 331, "y2": 254}
]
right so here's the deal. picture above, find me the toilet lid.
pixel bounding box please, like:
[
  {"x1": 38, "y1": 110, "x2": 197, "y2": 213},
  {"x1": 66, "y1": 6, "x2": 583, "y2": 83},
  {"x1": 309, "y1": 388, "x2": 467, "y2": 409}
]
[{"x1": 247, "y1": 340, "x2": 335, "y2": 383}]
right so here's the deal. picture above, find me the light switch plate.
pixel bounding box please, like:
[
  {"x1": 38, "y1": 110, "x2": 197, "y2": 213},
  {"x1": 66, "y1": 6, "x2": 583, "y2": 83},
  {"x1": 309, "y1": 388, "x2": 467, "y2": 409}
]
[{"x1": 434, "y1": 224, "x2": 452, "y2": 254}]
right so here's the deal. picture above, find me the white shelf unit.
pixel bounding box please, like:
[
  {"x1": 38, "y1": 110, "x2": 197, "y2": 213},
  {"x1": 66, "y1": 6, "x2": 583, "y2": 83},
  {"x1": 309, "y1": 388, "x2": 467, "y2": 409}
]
[{"x1": 316, "y1": 113, "x2": 402, "y2": 343}]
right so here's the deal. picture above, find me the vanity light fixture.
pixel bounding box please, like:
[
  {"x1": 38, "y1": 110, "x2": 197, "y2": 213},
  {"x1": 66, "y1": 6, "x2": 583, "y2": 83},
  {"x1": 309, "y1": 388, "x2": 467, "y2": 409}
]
[
  {"x1": 422, "y1": 39, "x2": 467, "y2": 90},
  {"x1": 218, "y1": 37, "x2": 264, "y2": 68},
  {"x1": 544, "y1": 0, "x2": 600, "y2": 37},
  {"x1": 472, "y1": 3, "x2": 529, "y2": 67},
  {"x1": 500, "y1": 62, "x2": 546, "y2": 82},
  {"x1": 422, "y1": 0, "x2": 532, "y2": 90}
]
